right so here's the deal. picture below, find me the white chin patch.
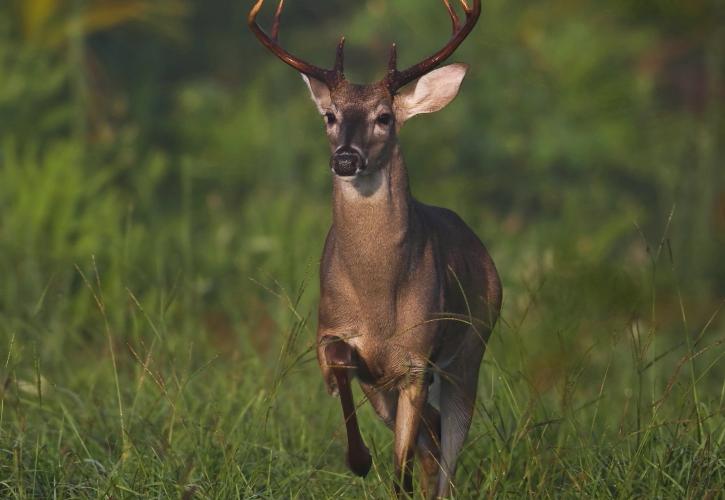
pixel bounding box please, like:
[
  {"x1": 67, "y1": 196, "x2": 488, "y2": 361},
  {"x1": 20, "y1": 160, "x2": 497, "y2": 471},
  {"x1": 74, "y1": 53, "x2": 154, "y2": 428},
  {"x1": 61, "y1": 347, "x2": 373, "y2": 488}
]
[{"x1": 338, "y1": 169, "x2": 385, "y2": 198}]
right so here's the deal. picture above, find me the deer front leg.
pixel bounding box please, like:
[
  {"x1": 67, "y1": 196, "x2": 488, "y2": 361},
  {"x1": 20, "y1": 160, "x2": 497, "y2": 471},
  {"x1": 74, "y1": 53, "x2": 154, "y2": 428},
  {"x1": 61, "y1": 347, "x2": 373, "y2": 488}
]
[
  {"x1": 394, "y1": 377, "x2": 428, "y2": 497},
  {"x1": 323, "y1": 336, "x2": 372, "y2": 477}
]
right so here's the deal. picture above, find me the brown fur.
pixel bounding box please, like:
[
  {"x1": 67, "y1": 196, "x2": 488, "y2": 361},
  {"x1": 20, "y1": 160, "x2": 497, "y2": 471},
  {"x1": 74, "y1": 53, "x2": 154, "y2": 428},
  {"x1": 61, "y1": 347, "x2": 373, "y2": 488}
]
[{"x1": 314, "y1": 78, "x2": 502, "y2": 497}]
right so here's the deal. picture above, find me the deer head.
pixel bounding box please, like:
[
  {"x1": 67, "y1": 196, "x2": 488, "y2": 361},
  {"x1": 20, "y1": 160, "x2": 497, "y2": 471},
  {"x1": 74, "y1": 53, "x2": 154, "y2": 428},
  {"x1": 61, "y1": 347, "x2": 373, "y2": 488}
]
[{"x1": 248, "y1": 0, "x2": 481, "y2": 178}]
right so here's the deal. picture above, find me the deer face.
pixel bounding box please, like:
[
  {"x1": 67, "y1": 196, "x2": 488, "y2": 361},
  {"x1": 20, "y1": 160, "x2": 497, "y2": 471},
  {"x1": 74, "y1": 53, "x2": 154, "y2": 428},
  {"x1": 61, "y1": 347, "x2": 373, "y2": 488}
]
[
  {"x1": 303, "y1": 64, "x2": 468, "y2": 179},
  {"x1": 302, "y1": 79, "x2": 395, "y2": 177}
]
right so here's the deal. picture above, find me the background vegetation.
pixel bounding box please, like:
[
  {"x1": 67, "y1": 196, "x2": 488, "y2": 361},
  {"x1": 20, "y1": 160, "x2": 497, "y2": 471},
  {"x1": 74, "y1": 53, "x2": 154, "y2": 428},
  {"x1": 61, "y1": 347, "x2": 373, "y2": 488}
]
[{"x1": 1, "y1": 0, "x2": 723, "y2": 497}]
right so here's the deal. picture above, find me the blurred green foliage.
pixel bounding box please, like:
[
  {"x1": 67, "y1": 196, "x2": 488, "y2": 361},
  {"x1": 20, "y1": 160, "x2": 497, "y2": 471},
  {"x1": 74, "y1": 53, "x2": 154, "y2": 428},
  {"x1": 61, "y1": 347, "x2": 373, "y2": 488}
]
[
  {"x1": 1, "y1": 0, "x2": 721, "y2": 341},
  {"x1": 0, "y1": 0, "x2": 723, "y2": 497},
  {"x1": 3, "y1": 0, "x2": 722, "y2": 293}
]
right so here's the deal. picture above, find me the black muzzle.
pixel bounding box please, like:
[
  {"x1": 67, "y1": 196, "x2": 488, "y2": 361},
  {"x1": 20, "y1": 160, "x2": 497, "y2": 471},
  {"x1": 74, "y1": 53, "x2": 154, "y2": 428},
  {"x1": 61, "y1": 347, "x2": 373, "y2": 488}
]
[{"x1": 331, "y1": 148, "x2": 365, "y2": 177}]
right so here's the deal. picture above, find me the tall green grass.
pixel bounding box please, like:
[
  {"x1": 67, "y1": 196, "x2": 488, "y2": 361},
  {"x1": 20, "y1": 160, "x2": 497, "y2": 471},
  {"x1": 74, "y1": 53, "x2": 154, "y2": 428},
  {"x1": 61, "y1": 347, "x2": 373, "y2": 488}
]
[{"x1": 0, "y1": 140, "x2": 722, "y2": 498}]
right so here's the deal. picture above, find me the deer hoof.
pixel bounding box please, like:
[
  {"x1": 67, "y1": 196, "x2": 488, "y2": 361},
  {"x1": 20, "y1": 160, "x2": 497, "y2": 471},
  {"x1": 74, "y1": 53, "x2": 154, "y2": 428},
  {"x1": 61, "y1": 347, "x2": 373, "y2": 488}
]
[{"x1": 347, "y1": 446, "x2": 372, "y2": 478}]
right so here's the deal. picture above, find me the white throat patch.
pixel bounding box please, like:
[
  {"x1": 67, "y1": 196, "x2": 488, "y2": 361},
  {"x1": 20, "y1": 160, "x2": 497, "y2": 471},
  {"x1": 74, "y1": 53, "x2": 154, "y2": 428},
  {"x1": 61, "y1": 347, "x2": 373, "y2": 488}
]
[{"x1": 337, "y1": 169, "x2": 386, "y2": 199}]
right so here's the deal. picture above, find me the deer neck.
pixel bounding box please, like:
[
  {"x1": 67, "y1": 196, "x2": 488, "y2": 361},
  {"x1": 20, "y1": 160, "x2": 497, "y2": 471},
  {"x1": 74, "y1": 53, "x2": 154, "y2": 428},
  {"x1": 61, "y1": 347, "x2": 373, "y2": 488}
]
[{"x1": 331, "y1": 144, "x2": 414, "y2": 267}]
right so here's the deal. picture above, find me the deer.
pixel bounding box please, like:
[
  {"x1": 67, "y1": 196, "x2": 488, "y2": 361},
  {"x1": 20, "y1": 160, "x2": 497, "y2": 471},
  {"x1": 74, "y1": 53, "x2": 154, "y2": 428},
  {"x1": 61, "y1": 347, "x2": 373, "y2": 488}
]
[{"x1": 249, "y1": 0, "x2": 502, "y2": 497}]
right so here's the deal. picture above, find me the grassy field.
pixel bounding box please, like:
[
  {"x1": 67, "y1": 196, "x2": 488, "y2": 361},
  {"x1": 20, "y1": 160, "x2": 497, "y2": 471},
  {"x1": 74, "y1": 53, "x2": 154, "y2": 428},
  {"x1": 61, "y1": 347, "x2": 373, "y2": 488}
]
[
  {"x1": 0, "y1": 165, "x2": 723, "y2": 498},
  {"x1": 1, "y1": 0, "x2": 724, "y2": 497}
]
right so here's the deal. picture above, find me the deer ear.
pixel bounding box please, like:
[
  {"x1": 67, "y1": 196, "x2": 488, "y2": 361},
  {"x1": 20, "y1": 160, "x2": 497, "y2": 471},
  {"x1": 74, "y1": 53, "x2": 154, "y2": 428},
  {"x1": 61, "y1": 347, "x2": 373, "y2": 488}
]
[
  {"x1": 301, "y1": 74, "x2": 332, "y2": 114},
  {"x1": 393, "y1": 63, "x2": 468, "y2": 123}
]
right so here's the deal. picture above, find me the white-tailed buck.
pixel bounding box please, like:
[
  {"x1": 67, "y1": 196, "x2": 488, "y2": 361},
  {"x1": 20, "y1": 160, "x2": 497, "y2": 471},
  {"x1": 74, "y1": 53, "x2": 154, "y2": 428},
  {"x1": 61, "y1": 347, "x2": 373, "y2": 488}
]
[{"x1": 249, "y1": 0, "x2": 501, "y2": 497}]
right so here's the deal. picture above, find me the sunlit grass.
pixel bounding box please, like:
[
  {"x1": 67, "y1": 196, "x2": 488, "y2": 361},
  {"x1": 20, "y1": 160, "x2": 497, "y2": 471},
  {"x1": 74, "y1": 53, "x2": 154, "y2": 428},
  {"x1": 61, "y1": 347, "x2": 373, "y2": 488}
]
[{"x1": 0, "y1": 191, "x2": 722, "y2": 497}]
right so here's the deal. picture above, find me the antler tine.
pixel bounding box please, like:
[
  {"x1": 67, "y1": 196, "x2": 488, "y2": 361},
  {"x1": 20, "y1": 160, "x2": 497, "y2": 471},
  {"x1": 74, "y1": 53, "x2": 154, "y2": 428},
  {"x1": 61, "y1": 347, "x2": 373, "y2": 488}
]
[
  {"x1": 385, "y1": 0, "x2": 481, "y2": 92},
  {"x1": 442, "y1": 0, "x2": 460, "y2": 33},
  {"x1": 270, "y1": 0, "x2": 284, "y2": 40},
  {"x1": 248, "y1": 0, "x2": 344, "y2": 87},
  {"x1": 387, "y1": 43, "x2": 398, "y2": 74},
  {"x1": 334, "y1": 36, "x2": 345, "y2": 75}
]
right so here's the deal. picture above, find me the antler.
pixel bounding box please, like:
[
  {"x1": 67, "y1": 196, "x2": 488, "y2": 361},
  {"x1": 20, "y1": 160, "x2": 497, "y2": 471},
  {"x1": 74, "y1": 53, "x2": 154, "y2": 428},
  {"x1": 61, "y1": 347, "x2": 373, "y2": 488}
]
[
  {"x1": 385, "y1": 0, "x2": 481, "y2": 92},
  {"x1": 248, "y1": 0, "x2": 345, "y2": 87}
]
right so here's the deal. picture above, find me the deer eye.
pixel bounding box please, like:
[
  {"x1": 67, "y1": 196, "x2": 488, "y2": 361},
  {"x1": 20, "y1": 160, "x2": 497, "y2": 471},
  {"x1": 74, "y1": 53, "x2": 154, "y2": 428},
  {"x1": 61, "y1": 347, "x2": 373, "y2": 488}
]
[
  {"x1": 376, "y1": 113, "x2": 392, "y2": 126},
  {"x1": 324, "y1": 112, "x2": 336, "y2": 125}
]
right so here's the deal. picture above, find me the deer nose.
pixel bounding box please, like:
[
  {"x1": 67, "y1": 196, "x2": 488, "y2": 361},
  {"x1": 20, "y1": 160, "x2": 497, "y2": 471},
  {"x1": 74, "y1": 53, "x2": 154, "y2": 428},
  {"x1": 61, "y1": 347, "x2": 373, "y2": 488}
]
[{"x1": 331, "y1": 148, "x2": 365, "y2": 177}]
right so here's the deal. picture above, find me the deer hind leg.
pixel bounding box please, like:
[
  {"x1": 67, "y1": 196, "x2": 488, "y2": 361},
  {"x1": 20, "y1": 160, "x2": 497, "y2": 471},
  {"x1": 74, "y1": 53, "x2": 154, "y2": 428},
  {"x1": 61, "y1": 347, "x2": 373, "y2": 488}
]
[
  {"x1": 360, "y1": 383, "x2": 441, "y2": 499},
  {"x1": 436, "y1": 360, "x2": 481, "y2": 498},
  {"x1": 359, "y1": 383, "x2": 398, "y2": 430}
]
